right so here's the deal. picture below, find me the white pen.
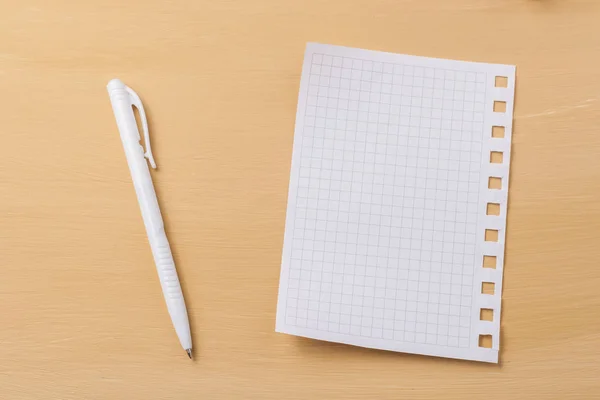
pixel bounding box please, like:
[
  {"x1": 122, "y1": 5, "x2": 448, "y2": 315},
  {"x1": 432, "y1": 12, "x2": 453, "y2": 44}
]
[{"x1": 107, "y1": 79, "x2": 193, "y2": 359}]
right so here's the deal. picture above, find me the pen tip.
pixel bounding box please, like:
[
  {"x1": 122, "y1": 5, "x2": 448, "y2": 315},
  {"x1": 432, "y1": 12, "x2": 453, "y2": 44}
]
[{"x1": 186, "y1": 349, "x2": 193, "y2": 359}]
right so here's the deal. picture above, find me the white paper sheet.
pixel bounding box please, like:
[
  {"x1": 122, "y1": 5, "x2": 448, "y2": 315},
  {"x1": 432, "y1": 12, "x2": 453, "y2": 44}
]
[{"x1": 276, "y1": 43, "x2": 515, "y2": 363}]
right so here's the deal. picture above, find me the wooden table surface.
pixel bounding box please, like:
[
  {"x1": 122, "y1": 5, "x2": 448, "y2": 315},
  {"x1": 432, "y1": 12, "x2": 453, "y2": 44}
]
[{"x1": 1, "y1": 0, "x2": 599, "y2": 398}]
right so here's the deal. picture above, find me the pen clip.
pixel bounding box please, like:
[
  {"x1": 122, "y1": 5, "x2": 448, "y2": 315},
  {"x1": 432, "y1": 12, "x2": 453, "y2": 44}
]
[{"x1": 126, "y1": 86, "x2": 157, "y2": 169}]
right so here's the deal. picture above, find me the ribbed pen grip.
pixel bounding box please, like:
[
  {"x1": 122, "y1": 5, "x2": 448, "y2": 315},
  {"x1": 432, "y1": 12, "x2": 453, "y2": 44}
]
[{"x1": 155, "y1": 244, "x2": 183, "y2": 300}]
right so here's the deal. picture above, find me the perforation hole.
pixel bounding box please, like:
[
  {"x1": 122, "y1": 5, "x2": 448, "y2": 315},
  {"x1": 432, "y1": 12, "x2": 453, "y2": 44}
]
[
  {"x1": 493, "y1": 101, "x2": 507, "y2": 113},
  {"x1": 485, "y1": 229, "x2": 499, "y2": 242},
  {"x1": 483, "y1": 255, "x2": 497, "y2": 269},
  {"x1": 488, "y1": 177, "x2": 502, "y2": 190},
  {"x1": 492, "y1": 126, "x2": 505, "y2": 138},
  {"x1": 479, "y1": 334, "x2": 493, "y2": 348},
  {"x1": 487, "y1": 203, "x2": 500, "y2": 216},
  {"x1": 490, "y1": 151, "x2": 503, "y2": 164},
  {"x1": 495, "y1": 76, "x2": 508, "y2": 88},
  {"x1": 482, "y1": 282, "x2": 495, "y2": 295},
  {"x1": 480, "y1": 308, "x2": 494, "y2": 321}
]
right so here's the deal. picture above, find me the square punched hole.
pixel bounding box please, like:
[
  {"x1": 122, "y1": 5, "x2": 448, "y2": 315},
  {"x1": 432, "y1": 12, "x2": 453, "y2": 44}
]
[
  {"x1": 495, "y1": 76, "x2": 508, "y2": 88},
  {"x1": 485, "y1": 229, "x2": 499, "y2": 242},
  {"x1": 482, "y1": 282, "x2": 496, "y2": 295},
  {"x1": 480, "y1": 308, "x2": 494, "y2": 321},
  {"x1": 483, "y1": 255, "x2": 497, "y2": 269},
  {"x1": 488, "y1": 177, "x2": 502, "y2": 190},
  {"x1": 494, "y1": 101, "x2": 507, "y2": 113},
  {"x1": 487, "y1": 203, "x2": 500, "y2": 216},
  {"x1": 490, "y1": 151, "x2": 503, "y2": 164},
  {"x1": 479, "y1": 334, "x2": 493, "y2": 348},
  {"x1": 492, "y1": 126, "x2": 505, "y2": 138}
]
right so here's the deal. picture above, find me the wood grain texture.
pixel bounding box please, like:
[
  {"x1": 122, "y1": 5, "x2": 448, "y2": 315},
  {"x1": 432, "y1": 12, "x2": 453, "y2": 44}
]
[{"x1": 1, "y1": 0, "x2": 599, "y2": 398}]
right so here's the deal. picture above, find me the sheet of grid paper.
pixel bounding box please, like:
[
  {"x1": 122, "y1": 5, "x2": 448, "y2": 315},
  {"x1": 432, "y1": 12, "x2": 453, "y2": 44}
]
[{"x1": 276, "y1": 43, "x2": 515, "y2": 363}]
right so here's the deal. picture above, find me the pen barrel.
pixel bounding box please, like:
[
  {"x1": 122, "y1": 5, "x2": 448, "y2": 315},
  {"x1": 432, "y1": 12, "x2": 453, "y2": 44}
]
[{"x1": 108, "y1": 80, "x2": 192, "y2": 351}]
